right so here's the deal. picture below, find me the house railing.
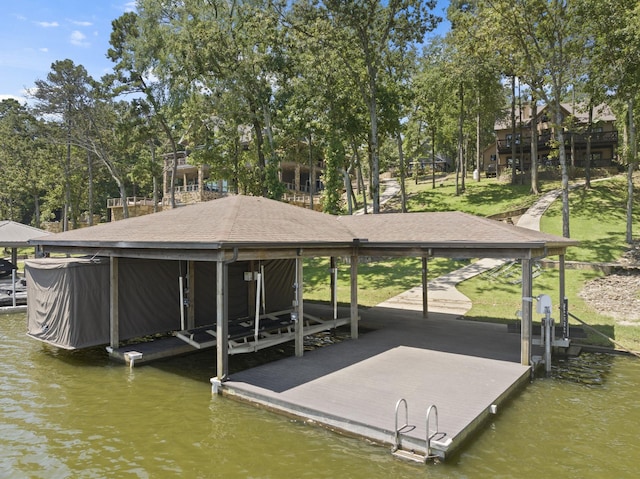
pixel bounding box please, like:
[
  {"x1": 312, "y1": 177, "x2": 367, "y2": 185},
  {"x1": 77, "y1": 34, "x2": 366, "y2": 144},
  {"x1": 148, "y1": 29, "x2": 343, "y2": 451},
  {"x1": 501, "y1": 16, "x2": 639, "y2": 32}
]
[{"x1": 497, "y1": 130, "x2": 618, "y2": 151}]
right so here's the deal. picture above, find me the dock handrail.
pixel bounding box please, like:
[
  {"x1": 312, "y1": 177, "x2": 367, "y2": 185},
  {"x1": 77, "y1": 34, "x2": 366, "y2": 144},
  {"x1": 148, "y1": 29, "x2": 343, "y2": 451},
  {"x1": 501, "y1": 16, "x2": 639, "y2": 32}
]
[
  {"x1": 425, "y1": 405, "x2": 439, "y2": 461},
  {"x1": 393, "y1": 398, "x2": 409, "y2": 452}
]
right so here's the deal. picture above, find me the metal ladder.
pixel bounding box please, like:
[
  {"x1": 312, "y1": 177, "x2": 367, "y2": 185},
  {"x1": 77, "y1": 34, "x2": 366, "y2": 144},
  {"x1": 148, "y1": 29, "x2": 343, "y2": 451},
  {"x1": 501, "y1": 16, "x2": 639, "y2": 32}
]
[{"x1": 392, "y1": 398, "x2": 441, "y2": 463}]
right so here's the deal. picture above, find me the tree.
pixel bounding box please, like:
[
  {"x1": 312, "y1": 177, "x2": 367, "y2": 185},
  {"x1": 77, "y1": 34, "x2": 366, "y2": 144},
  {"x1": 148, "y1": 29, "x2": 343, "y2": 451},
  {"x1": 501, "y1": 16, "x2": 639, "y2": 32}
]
[
  {"x1": 467, "y1": 0, "x2": 589, "y2": 238},
  {"x1": 32, "y1": 59, "x2": 94, "y2": 231},
  {"x1": 296, "y1": 0, "x2": 440, "y2": 213},
  {"x1": 584, "y1": 0, "x2": 640, "y2": 243},
  {"x1": 0, "y1": 100, "x2": 51, "y2": 225}
]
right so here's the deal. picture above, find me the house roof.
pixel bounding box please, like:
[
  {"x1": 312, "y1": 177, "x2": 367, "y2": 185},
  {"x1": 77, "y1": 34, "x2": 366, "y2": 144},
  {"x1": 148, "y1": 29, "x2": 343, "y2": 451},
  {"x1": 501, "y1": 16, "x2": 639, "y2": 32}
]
[
  {"x1": 0, "y1": 221, "x2": 49, "y2": 247},
  {"x1": 30, "y1": 195, "x2": 577, "y2": 260},
  {"x1": 495, "y1": 102, "x2": 616, "y2": 131}
]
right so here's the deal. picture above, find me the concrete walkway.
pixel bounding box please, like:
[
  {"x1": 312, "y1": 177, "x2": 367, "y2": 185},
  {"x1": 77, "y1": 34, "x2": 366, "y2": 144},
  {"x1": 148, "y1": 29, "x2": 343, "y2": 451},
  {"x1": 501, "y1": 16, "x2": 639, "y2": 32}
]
[{"x1": 375, "y1": 183, "x2": 564, "y2": 315}]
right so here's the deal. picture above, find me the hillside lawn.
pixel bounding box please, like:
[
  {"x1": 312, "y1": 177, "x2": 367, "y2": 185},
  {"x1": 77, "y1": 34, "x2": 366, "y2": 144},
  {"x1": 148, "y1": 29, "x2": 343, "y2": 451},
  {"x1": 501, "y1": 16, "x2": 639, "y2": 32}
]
[{"x1": 305, "y1": 172, "x2": 640, "y2": 352}]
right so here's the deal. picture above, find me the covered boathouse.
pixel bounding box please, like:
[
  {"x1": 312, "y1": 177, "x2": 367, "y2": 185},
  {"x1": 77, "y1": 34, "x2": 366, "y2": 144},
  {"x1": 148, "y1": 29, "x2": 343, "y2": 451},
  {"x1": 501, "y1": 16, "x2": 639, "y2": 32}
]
[{"x1": 26, "y1": 194, "x2": 578, "y2": 460}]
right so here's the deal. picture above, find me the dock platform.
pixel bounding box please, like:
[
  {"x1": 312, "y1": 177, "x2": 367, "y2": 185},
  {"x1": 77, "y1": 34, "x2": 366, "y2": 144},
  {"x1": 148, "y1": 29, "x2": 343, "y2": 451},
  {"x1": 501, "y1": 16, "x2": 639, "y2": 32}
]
[{"x1": 221, "y1": 304, "x2": 532, "y2": 460}]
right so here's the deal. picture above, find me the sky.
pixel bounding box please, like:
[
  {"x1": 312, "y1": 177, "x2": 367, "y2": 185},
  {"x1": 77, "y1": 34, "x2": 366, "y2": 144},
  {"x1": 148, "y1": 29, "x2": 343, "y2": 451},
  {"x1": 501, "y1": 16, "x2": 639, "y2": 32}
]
[
  {"x1": 0, "y1": 0, "x2": 450, "y2": 105},
  {"x1": 0, "y1": 1, "x2": 135, "y2": 103}
]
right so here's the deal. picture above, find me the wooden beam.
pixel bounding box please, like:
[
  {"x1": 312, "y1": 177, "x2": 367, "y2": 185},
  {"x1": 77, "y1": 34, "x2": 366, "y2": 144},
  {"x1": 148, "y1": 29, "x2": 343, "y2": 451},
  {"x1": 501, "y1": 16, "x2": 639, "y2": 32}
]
[
  {"x1": 110, "y1": 257, "x2": 119, "y2": 349},
  {"x1": 216, "y1": 261, "x2": 229, "y2": 381},
  {"x1": 422, "y1": 256, "x2": 428, "y2": 318},
  {"x1": 295, "y1": 257, "x2": 304, "y2": 357},
  {"x1": 187, "y1": 260, "x2": 195, "y2": 329},
  {"x1": 521, "y1": 258, "x2": 533, "y2": 366},
  {"x1": 350, "y1": 254, "x2": 359, "y2": 339}
]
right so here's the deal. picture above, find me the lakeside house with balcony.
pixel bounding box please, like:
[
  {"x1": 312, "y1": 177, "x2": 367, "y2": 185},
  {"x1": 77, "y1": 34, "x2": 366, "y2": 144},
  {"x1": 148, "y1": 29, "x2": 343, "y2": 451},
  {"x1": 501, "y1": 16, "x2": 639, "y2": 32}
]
[
  {"x1": 483, "y1": 102, "x2": 618, "y2": 176},
  {"x1": 108, "y1": 143, "x2": 325, "y2": 220}
]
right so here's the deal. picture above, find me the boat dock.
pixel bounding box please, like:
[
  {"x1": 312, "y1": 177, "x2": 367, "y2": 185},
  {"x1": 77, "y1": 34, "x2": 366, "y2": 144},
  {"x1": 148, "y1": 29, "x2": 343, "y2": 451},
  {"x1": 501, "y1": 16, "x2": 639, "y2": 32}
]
[{"x1": 221, "y1": 304, "x2": 532, "y2": 461}]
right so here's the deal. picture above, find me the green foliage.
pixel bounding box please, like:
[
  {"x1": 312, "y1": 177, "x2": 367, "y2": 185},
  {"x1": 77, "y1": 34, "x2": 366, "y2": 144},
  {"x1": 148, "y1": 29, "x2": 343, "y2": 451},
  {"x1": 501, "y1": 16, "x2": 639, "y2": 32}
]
[{"x1": 321, "y1": 137, "x2": 345, "y2": 214}]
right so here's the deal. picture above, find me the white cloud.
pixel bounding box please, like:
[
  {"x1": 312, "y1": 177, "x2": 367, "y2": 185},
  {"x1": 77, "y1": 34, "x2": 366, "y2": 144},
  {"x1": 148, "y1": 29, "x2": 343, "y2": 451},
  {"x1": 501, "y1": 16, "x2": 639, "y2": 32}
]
[
  {"x1": 124, "y1": 1, "x2": 137, "y2": 12},
  {"x1": 39, "y1": 48, "x2": 49, "y2": 53},
  {"x1": 70, "y1": 20, "x2": 93, "y2": 27},
  {"x1": 36, "y1": 21, "x2": 59, "y2": 28},
  {"x1": 70, "y1": 30, "x2": 90, "y2": 48}
]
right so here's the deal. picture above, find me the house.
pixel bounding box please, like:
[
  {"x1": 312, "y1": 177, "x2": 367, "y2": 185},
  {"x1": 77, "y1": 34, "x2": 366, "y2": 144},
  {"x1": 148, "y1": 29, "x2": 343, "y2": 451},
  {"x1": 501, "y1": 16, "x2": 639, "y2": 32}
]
[
  {"x1": 107, "y1": 140, "x2": 326, "y2": 219},
  {"x1": 483, "y1": 102, "x2": 619, "y2": 176}
]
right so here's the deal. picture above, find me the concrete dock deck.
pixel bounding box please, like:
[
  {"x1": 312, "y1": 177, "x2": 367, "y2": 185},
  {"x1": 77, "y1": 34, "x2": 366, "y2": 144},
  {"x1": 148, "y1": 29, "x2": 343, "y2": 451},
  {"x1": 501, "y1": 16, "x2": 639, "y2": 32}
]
[{"x1": 222, "y1": 304, "x2": 531, "y2": 460}]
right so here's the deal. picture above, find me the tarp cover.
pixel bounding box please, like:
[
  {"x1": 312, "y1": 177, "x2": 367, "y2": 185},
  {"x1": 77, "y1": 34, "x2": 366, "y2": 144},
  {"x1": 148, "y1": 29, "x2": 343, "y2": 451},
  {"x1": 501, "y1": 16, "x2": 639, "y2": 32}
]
[
  {"x1": 26, "y1": 257, "x2": 110, "y2": 350},
  {"x1": 25, "y1": 257, "x2": 296, "y2": 350}
]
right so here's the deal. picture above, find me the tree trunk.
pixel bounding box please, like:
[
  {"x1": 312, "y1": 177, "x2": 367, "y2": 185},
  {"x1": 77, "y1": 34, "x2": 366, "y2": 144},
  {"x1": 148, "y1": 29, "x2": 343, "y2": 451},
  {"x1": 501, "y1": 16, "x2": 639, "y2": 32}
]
[
  {"x1": 151, "y1": 141, "x2": 159, "y2": 213},
  {"x1": 366, "y1": 62, "x2": 380, "y2": 213},
  {"x1": 511, "y1": 76, "x2": 517, "y2": 185},
  {"x1": 308, "y1": 133, "x2": 314, "y2": 210},
  {"x1": 530, "y1": 95, "x2": 539, "y2": 195},
  {"x1": 585, "y1": 102, "x2": 593, "y2": 190},
  {"x1": 64, "y1": 119, "x2": 71, "y2": 232},
  {"x1": 627, "y1": 98, "x2": 636, "y2": 244},
  {"x1": 397, "y1": 131, "x2": 407, "y2": 213},
  {"x1": 33, "y1": 194, "x2": 41, "y2": 229},
  {"x1": 456, "y1": 82, "x2": 464, "y2": 196},
  {"x1": 87, "y1": 150, "x2": 94, "y2": 226},
  {"x1": 476, "y1": 92, "x2": 481, "y2": 182},
  {"x1": 555, "y1": 99, "x2": 570, "y2": 238},
  {"x1": 431, "y1": 125, "x2": 436, "y2": 190},
  {"x1": 352, "y1": 139, "x2": 367, "y2": 214}
]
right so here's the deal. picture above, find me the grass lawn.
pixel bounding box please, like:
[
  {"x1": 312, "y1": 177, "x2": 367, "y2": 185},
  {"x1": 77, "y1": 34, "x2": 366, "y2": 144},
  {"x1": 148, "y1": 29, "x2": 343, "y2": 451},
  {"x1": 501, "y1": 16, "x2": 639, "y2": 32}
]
[
  {"x1": 385, "y1": 174, "x2": 552, "y2": 216},
  {"x1": 313, "y1": 172, "x2": 640, "y2": 351},
  {"x1": 453, "y1": 173, "x2": 640, "y2": 351},
  {"x1": 304, "y1": 256, "x2": 469, "y2": 308}
]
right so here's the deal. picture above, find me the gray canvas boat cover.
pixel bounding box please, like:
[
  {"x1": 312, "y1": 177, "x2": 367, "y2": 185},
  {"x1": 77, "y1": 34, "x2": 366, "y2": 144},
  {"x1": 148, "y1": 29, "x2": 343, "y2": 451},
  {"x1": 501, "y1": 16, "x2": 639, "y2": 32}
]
[{"x1": 25, "y1": 257, "x2": 295, "y2": 350}]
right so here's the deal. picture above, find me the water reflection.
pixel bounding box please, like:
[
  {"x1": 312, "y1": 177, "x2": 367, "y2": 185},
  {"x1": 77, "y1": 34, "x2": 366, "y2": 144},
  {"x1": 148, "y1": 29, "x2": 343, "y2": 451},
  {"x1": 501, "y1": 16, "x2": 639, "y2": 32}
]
[{"x1": 2, "y1": 312, "x2": 639, "y2": 478}]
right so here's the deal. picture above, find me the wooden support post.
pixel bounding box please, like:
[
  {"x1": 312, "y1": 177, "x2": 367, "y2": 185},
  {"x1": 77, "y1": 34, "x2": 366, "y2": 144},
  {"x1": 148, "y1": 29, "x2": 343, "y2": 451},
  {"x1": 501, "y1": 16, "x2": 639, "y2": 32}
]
[
  {"x1": 295, "y1": 257, "x2": 304, "y2": 357},
  {"x1": 559, "y1": 254, "x2": 567, "y2": 337},
  {"x1": 330, "y1": 257, "x2": 337, "y2": 318},
  {"x1": 350, "y1": 254, "x2": 359, "y2": 339},
  {"x1": 109, "y1": 257, "x2": 119, "y2": 349},
  {"x1": 187, "y1": 260, "x2": 195, "y2": 330},
  {"x1": 422, "y1": 256, "x2": 428, "y2": 318},
  {"x1": 216, "y1": 261, "x2": 229, "y2": 381},
  {"x1": 521, "y1": 258, "x2": 533, "y2": 366}
]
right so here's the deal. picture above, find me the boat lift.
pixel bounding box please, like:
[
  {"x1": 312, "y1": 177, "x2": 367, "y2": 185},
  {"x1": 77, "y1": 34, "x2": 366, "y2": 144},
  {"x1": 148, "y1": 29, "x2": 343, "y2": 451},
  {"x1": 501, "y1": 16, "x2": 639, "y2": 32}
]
[{"x1": 531, "y1": 294, "x2": 570, "y2": 373}]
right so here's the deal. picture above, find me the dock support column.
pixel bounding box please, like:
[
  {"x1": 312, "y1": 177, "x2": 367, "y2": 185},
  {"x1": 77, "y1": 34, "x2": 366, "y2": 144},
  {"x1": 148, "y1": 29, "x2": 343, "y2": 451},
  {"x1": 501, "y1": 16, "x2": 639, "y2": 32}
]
[
  {"x1": 330, "y1": 257, "x2": 337, "y2": 319},
  {"x1": 559, "y1": 254, "x2": 568, "y2": 339},
  {"x1": 422, "y1": 257, "x2": 428, "y2": 318},
  {"x1": 350, "y1": 254, "x2": 359, "y2": 339},
  {"x1": 521, "y1": 258, "x2": 533, "y2": 366},
  {"x1": 187, "y1": 261, "x2": 195, "y2": 330},
  {"x1": 295, "y1": 257, "x2": 304, "y2": 357},
  {"x1": 109, "y1": 257, "x2": 119, "y2": 349},
  {"x1": 216, "y1": 260, "x2": 229, "y2": 382}
]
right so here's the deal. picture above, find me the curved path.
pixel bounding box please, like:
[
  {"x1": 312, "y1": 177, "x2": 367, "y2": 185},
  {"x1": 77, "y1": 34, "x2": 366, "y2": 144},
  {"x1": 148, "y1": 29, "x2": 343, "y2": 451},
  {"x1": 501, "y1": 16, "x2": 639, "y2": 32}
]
[{"x1": 375, "y1": 185, "x2": 565, "y2": 315}]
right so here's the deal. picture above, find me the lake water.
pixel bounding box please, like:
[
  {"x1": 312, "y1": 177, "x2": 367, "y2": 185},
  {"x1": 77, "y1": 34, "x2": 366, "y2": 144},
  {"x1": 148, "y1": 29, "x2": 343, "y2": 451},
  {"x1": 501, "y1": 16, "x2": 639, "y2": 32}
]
[{"x1": 1, "y1": 312, "x2": 638, "y2": 478}]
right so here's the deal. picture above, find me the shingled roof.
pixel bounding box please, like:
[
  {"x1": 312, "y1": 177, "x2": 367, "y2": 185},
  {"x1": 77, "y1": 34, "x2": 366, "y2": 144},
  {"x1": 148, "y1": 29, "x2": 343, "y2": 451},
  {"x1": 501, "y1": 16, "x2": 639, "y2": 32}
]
[
  {"x1": 30, "y1": 195, "x2": 356, "y2": 249},
  {"x1": 0, "y1": 221, "x2": 49, "y2": 247},
  {"x1": 338, "y1": 211, "x2": 577, "y2": 250},
  {"x1": 30, "y1": 195, "x2": 577, "y2": 255}
]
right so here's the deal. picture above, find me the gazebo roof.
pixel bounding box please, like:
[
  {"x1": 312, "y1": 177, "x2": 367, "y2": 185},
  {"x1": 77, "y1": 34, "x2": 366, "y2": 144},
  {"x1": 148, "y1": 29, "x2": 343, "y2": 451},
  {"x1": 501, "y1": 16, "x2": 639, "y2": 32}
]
[
  {"x1": 30, "y1": 195, "x2": 577, "y2": 259},
  {"x1": 0, "y1": 221, "x2": 49, "y2": 248},
  {"x1": 338, "y1": 211, "x2": 576, "y2": 250}
]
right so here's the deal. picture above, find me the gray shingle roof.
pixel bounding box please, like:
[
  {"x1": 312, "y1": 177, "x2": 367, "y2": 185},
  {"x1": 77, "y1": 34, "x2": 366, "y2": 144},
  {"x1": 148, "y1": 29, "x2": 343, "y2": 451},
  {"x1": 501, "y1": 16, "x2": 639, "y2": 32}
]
[
  {"x1": 338, "y1": 211, "x2": 577, "y2": 249},
  {"x1": 0, "y1": 221, "x2": 49, "y2": 247},
  {"x1": 30, "y1": 195, "x2": 577, "y2": 253}
]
